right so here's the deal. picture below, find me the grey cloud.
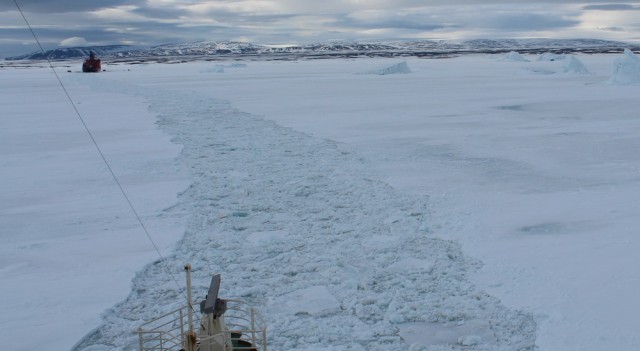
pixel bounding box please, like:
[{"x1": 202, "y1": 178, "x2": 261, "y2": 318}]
[
  {"x1": 371, "y1": 20, "x2": 444, "y2": 31},
  {"x1": 4, "y1": 25, "x2": 140, "y2": 45},
  {"x1": 424, "y1": 0, "x2": 639, "y2": 3},
  {"x1": 3, "y1": 0, "x2": 639, "y2": 57},
  {"x1": 335, "y1": 9, "x2": 579, "y2": 34},
  {"x1": 3, "y1": 0, "x2": 145, "y2": 13},
  {"x1": 332, "y1": 12, "x2": 448, "y2": 32},
  {"x1": 337, "y1": 19, "x2": 444, "y2": 31},
  {"x1": 583, "y1": 4, "x2": 640, "y2": 10},
  {"x1": 129, "y1": 7, "x2": 190, "y2": 20},
  {"x1": 476, "y1": 12, "x2": 579, "y2": 31},
  {"x1": 599, "y1": 26, "x2": 625, "y2": 31},
  {"x1": 188, "y1": 8, "x2": 297, "y2": 25}
]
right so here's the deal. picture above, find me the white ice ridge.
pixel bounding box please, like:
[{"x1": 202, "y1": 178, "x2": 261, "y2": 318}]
[
  {"x1": 608, "y1": 48, "x2": 640, "y2": 84},
  {"x1": 365, "y1": 61, "x2": 412, "y2": 75},
  {"x1": 563, "y1": 55, "x2": 590, "y2": 74},
  {"x1": 501, "y1": 51, "x2": 529, "y2": 62}
]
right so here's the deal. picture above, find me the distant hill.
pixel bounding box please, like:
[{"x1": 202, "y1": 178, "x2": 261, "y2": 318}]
[
  {"x1": 6, "y1": 45, "x2": 132, "y2": 60},
  {"x1": 5, "y1": 39, "x2": 640, "y2": 61}
]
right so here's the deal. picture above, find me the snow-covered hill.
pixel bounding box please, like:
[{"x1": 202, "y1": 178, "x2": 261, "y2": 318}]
[
  {"x1": 5, "y1": 45, "x2": 131, "y2": 60},
  {"x1": 6, "y1": 38, "x2": 639, "y2": 61}
]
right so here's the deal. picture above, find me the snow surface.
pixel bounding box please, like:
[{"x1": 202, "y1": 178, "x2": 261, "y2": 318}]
[{"x1": 2, "y1": 52, "x2": 640, "y2": 351}]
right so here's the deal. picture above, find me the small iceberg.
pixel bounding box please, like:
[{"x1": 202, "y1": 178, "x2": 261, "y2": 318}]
[
  {"x1": 501, "y1": 51, "x2": 529, "y2": 62},
  {"x1": 563, "y1": 55, "x2": 590, "y2": 75},
  {"x1": 608, "y1": 48, "x2": 640, "y2": 85}
]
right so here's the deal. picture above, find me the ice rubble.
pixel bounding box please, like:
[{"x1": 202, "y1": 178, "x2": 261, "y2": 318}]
[
  {"x1": 400, "y1": 320, "x2": 496, "y2": 349},
  {"x1": 276, "y1": 286, "x2": 341, "y2": 316},
  {"x1": 199, "y1": 64, "x2": 225, "y2": 73},
  {"x1": 200, "y1": 62, "x2": 247, "y2": 73},
  {"x1": 365, "y1": 61, "x2": 412, "y2": 75},
  {"x1": 608, "y1": 48, "x2": 640, "y2": 85},
  {"x1": 72, "y1": 79, "x2": 536, "y2": 351}
]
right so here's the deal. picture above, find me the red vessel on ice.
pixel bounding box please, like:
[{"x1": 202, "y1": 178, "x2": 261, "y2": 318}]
[{"x1": 82, "y1": 51, "x2": 101, "y2": 72}]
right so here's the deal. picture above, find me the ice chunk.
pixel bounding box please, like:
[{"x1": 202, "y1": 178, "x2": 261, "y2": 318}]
[
  {"x1": 563, "y1": 56, "x2": 590, "y2": 75},
  {"x1": 501, "y1": 51, "x2": 529, "y2": 62},
  {"x1": 398, "y1": 320, "x2": 497, "y2": 347},
  {"x1": 274, "y1": 286, "x2": 340, "y2": 316},
  {"x1": 365, "y1": 61, "x2": 412, "y2": 75},
  {"x1": 608, "y1": 48, "x2": 640, "y2": 85},
  {"x1": 388, "y1": 257, "x2": 435, "y2": 273},
  {"x1": 246, "y1": 230, "x2": 288, "y2": 245}
]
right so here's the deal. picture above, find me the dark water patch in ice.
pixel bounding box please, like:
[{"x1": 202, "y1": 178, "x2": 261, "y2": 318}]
[
  {"x1": 520, "y1": 221, "x2": 601, "y2": 236},
  {"x1": 497, "y1": 104, "x2": 526, "y2": 111},
  {"x1": 520, "y1": 222, "x2": 565, "y2": 235}
]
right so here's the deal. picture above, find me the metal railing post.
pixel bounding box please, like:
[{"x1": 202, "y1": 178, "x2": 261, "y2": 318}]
[
  {"x1": 185, "y1": 264, "x2": 194, "y2": 332},
  {"x1": 184, "y1": 264, "x2": 197, "y2": 351},
  {"x1": 263, "y1": 328, "x2": 268, "y2": 351},
  {"x1": 180, "y1": 307, "x2": 185, "y2": 345},
  {"x1": 250, "y1": 308, "x2": 257, "y2": 346}
]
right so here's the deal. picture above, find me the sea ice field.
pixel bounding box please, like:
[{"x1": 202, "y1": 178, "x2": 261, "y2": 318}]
[{"x1": 2, "y1": 51, "x2": 640, "y2": 350}]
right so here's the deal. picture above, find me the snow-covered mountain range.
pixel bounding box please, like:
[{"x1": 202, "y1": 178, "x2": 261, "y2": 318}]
[{"x1": 6, "y1": 38, "x2": 640, "y2": 61}]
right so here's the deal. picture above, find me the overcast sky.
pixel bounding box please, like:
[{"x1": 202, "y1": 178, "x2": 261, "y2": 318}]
[{"x1": 2, "y1": 1, "x2": 640, "y2": 57}]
